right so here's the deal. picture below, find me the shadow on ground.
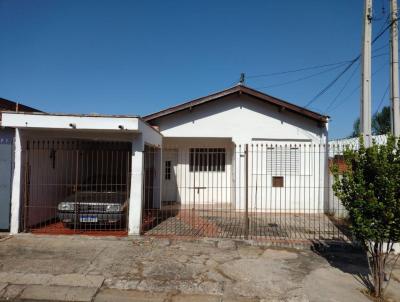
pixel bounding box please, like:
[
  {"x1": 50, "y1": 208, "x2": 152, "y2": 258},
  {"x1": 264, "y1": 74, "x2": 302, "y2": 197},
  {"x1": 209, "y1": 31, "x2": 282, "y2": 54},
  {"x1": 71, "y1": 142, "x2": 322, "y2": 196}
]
[{"x1": 311, "y1": 242, "x2": 374, "y2": 293}]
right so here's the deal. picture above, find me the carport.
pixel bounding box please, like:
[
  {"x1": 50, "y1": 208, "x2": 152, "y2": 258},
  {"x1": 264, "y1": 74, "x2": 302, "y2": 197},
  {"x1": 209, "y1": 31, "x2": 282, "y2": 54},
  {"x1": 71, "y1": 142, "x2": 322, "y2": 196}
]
[{"x1": 1, "y1": 112, "x2": 162, "y2": 236}]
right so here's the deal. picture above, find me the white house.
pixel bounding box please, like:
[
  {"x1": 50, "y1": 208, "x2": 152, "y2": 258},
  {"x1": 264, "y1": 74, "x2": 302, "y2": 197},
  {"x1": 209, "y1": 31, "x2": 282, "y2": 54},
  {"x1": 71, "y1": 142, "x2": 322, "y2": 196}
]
[
  {"x1": 1, "y1": 84, "x2": 335, "y2": 239},
  {"x1": 144, "y1": 84, "x2": 330, "y2": 214}
]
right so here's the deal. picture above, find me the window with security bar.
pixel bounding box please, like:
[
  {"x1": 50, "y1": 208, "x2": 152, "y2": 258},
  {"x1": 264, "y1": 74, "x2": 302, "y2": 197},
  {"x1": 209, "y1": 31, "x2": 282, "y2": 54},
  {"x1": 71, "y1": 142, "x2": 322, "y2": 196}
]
[
  {"x1": 165, "y1": 160, "x2": 171, "y2": 180},
  {"x1": 189, "y1": 148, "x2": 226, "y2": 172}
]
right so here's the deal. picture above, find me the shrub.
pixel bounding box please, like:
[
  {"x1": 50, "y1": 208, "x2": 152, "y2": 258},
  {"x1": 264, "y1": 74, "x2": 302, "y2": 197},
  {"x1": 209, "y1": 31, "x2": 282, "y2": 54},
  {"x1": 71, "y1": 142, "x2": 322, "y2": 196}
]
[{"x1": 332, "y1": 136, "x2": 400, "y2": 299}]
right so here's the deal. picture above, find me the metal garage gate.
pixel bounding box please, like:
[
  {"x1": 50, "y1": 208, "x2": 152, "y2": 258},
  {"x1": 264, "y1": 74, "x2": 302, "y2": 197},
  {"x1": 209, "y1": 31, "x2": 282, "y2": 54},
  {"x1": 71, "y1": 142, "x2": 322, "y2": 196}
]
[{"x1": 22, "y1": 139, "x2": 131, "y2": 236}]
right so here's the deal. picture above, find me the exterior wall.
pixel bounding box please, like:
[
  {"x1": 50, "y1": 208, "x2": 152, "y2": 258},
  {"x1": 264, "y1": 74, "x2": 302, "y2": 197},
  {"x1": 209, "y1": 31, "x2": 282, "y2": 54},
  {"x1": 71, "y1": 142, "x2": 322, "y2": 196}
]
[
  {"x1": 162, "y1": 138, "x2": 234, "y2": 207},
  {"x1": 151, "y1": 94, "x2": 327, "y2": 145},
  {"x1": 242, "y1": 143, "x2": 327, "y2": 213},
  {"x1": 327, "y1": 134, "x2": 388, "y2": 218},
  {"x1": 1, "y1": 113, "x2": 140, "y2": 131},
  {"x1": 152, "y1": 94, "x2": 329, "y2": 213},
  {"x1": 0, "y1": 128, "x2": 14, "y2": 230}
]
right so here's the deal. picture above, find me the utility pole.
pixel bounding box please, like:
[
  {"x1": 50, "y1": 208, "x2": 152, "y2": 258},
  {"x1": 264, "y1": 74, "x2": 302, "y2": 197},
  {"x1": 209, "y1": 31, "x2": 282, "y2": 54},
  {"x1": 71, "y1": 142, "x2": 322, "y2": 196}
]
[
  {"x1": 390, "y1": 0, "x2": 400, "y2": 137},
  {"x1": 361, "y1": 0, "x2": 373, "y2": 147}
]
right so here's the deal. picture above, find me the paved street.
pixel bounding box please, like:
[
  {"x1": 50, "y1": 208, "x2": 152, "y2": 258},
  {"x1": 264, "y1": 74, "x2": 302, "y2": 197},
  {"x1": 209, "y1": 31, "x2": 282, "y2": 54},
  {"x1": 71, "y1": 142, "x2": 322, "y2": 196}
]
[{"x1": 0, "y1": 234, "x2": 399, "y2": 301}]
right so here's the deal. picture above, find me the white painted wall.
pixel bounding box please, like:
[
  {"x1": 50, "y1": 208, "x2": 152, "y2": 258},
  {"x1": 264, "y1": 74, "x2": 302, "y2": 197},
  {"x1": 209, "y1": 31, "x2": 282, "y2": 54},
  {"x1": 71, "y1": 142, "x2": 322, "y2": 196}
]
[
  {"x1": 151, "y1": 94, "x2": 327, "y2": 145},
  {"x1": 1, "y1": 113, "x2": 140, "y2": 131},
  {"x1": 242, "y1": 143, "x2": 327, "y2": 213},
  {"x1": 162, "y1": 139, "x2": 233, "y2": 207},
  {"x1": 10, "y1": 129, "x2": 21, "y2": 234},
  {"x1": 152, "y1": 94, "x2": 329, "y2": 213}
]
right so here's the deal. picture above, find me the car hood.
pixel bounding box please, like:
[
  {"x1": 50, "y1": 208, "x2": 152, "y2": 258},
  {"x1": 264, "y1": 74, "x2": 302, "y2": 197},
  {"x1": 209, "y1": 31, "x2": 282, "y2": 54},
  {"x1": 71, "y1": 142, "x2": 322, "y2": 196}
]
[{"x1": 64, "y1": 192, "x2": 127, "y2": 204}]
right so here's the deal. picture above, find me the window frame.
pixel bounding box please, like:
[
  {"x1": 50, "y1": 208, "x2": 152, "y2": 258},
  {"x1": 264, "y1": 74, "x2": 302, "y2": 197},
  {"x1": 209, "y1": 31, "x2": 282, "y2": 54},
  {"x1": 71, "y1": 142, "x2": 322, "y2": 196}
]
[
  {"x1": 189, "y1": 148, "x2": 226, "y2": 172},
  {"x1": 165, "y1": 160, "x2": 171, "y2": 180}
]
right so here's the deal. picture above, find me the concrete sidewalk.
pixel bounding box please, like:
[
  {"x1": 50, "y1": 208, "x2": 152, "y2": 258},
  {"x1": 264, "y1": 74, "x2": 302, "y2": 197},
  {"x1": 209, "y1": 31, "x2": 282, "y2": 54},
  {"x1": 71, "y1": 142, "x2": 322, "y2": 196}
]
[{"x1": 0, "y1": 234, "x2": 399, "y2": 302}]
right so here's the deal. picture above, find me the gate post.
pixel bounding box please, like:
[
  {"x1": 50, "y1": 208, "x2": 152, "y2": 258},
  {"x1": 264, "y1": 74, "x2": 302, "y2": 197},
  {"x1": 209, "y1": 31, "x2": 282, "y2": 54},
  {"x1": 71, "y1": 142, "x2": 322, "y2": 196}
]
[
  {"x1": 128, "y1": 134, "x2": 144, "y2": 235},
  {"x1": 10, "y1": 129, "x2": 22, "y2": 234},
  {"x1": 244, "y1": 144, "x2": 249, "y2": 240}
]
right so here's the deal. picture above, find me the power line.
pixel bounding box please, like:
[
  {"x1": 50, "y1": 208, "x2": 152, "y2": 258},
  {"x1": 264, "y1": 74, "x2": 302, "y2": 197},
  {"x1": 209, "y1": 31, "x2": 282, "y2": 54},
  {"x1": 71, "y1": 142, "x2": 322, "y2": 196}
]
[
  {"x1": 325, "y1": 52, "x2": 388, "y2": 111},
  {"x1": 375, "y1": 84, "x2": 390, "y2": 114},
  {"x1": 373, "y1": 42, "x2": 389, "y2": 52},
  {"x1": 246, "y1": 44, "x2": 387, "y2": 81},
  {"x1": 247, "y1": 60, "x2": 351, "y2": 79},
  {"x1": 329, "y1": 61, "x2": 389, "y2": 112},
  {"x1": 304, "y1": 57, "x2": 360, "y2": 108},
  {"x1": 325, "y1": 62, "x2": 361, "y2": 112},
  {"x1": 254, "y1": 64, "x2": 347, "y2": 89},
  {"x1": 305, "y1": 19, "x2": 395, "y2": 108},
  {"x1": 250, "y1": 53, "x2": 387, "y2": 90}
]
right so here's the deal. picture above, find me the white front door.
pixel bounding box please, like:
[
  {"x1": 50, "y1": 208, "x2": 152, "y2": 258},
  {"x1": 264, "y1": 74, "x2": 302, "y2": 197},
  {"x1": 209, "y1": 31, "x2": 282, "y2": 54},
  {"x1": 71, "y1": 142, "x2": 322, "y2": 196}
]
[{"x1": 162, "y1": 150, "x2": 178, "y2": 202}]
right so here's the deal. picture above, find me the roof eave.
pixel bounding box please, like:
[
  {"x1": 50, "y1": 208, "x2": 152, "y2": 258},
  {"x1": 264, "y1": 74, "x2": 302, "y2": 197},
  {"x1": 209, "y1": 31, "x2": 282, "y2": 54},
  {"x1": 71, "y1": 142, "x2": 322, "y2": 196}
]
[{"x1": 143, "y1": 85, "x2": 329, "y2": 124}]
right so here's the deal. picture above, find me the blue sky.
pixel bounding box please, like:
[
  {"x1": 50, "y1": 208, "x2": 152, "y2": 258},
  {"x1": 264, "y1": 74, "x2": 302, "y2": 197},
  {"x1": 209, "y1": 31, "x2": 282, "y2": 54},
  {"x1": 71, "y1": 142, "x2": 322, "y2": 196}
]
[{"x1": 0, "y1": 0, "x2": 393, "y2": 139}]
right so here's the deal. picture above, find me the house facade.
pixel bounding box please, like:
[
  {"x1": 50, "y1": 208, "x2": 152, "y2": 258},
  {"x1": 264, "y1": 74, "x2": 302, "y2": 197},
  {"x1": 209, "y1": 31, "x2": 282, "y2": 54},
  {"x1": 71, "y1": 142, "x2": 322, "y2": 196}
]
[
  {"x1": 1, "y1": 84, "x2": 337, "y2": 239},
  {"x1": 144, "y1": 85, "x2": 329, "y2": 214}
]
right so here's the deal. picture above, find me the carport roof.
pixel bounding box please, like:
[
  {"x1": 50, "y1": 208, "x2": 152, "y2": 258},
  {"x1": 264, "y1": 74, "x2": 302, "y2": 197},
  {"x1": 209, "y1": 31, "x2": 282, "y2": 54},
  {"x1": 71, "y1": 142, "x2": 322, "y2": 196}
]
[
  {"x1": 1, "y1": 111, "x2": 140, "y2": 118},
  {"x1": 0, "y1": 111, "x2": 158, "y2": 133},
  {"x1": 1, "y1": 111, "x2": 163, "y2": 147}
]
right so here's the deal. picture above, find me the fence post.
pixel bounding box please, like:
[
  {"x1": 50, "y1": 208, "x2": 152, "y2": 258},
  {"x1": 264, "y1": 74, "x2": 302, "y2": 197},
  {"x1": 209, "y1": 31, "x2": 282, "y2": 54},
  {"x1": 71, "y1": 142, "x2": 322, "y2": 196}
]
[
  {"x1": 244, "y1": 144, "x2": 249, "y2": 239},
  {"x1": 23, "y1": 140, "x2": 30, "y2": 232}
]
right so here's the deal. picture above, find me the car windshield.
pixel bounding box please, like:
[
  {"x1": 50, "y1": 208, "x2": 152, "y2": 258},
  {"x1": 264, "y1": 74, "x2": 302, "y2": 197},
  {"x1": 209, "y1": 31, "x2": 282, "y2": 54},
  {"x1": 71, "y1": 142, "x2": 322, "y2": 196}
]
[{"x1": 80, "y1": 174, "x2": 127, "y2": 192}]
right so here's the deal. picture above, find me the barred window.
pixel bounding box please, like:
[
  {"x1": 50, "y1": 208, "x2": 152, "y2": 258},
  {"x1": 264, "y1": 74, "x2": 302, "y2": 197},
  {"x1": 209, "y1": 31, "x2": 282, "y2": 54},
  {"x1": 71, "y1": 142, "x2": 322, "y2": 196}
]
[
  {"x1": 189, "y1": 148, "x2": 225, "y2": 172},
  {"x1": 165, "y1": 160, "x2": 171, "y2": 180}
]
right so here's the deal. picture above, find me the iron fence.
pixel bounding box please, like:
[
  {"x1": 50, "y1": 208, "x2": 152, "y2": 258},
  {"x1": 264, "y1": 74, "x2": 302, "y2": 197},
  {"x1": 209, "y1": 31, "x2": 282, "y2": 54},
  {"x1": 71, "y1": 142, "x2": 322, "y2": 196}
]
[{"x1": 142, "y1": 143, "x2": 351, "y2": 241}]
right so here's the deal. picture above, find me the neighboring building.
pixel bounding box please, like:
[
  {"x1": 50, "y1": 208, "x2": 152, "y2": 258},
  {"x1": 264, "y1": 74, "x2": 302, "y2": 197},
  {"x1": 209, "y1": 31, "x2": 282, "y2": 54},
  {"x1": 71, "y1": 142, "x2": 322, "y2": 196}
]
[
  {"x1": 327, "y1": 134, "x2": 389, "y2": 218},
  {"x1": 144, "y1": 84, "x2": 329, "y2": 213},
  {"x1": 0, "y1": 98, "x2": 39, "y2": 231}
]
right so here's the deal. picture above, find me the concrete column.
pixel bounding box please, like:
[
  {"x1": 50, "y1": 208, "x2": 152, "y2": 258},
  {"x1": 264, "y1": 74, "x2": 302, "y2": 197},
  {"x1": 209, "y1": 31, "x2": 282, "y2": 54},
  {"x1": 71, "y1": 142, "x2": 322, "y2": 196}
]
[
  {"x1": 128, "y1": 134, "x2": 144, "y2": 235},
  {"x1": 10, "y1": 128, "x2": 22, "y2": 234}
]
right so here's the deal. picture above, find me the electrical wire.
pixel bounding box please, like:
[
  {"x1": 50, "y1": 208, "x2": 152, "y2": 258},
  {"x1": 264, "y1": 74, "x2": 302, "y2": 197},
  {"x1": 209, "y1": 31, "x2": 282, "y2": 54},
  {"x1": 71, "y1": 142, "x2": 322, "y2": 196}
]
[
  {"x1": 375, "y1": 83, "x2": 390, "y2": 114},
  {"x1": 325, "y1": 62, "x2": 361, "y2": 112},
  {"x1": 305, "y1": 19, "x2": 395, "y2": 109},
  {"x1": 329, "y1": 61, "x2": 389, "y2": 112},
  {"x1": 246, "y1": 60, "x2": 352, "y2": 79},
  {"x1": 254, "y1": 64, "x2": 348, "y2": 89},
  {"x1": 325, "y1": 52, "x2": 388, "y2": 111}
]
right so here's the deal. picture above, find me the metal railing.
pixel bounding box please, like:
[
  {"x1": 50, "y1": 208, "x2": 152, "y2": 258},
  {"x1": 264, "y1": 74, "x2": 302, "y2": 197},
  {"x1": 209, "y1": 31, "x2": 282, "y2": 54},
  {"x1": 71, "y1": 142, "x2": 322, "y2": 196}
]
[
  {"x1": 142, "y1": 143, "x2": 351, "y2": 242},
  {"x1": 22, "y1": 139, "x2": 131, "y2": 235}
]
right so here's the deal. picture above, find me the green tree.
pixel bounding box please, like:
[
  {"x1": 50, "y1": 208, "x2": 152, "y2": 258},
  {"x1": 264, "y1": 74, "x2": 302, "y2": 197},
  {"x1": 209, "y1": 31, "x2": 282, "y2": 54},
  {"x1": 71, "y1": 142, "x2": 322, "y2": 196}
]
[
  {"x1": 372, "y1": 106, "x2": 391, "y2": 135},
  {"x1": 350, "y1": 106, "x2": 391, "y2": 137},
  {"x1": 352, "y1": 117, "x2": 360, "y2": 137},
  {"x1": 332, "y1": 136, "x2": 400, "y2": 299}
]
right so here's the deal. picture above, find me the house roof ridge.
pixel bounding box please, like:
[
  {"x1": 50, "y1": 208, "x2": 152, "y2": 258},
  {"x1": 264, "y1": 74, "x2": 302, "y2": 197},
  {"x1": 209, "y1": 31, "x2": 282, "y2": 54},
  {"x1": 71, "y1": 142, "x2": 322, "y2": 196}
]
[{"x1": 143, "y1": 84, "x2": 329, "y2": 123}]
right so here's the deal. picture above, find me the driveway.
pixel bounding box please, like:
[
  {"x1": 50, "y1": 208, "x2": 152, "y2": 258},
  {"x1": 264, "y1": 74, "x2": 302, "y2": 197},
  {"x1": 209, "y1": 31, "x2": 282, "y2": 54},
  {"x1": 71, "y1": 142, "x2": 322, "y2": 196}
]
[{"x1": 0, "y1": 234, "x2": 399, "y2": 301}]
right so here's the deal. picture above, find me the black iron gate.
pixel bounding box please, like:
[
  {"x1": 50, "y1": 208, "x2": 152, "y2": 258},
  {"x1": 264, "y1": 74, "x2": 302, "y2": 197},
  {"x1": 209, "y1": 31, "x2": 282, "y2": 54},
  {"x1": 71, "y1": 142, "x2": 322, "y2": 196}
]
[
  {"x1": 142, "y1": 144, "x2": 349, "y2": 242},
  {"x1": 23, "y1": 139, "x2": 131, "y2": 235}
]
